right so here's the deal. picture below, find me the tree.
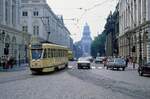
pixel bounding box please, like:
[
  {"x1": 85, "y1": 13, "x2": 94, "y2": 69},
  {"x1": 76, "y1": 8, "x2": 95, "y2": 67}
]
[{"x1": 91, "y1": 31, "x2": 106, "y2": 57}]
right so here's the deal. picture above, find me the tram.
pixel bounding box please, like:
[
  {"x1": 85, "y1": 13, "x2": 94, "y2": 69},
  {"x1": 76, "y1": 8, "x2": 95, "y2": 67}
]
[{"x1": 29, "y1": 43, "x2": 68, "y2": 74}]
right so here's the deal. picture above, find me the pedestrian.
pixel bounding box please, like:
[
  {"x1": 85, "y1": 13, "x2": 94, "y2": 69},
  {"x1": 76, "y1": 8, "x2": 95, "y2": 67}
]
[
  {"x1": 0, "y1": 57, "x2": 1, "y2": 67},
  {"x1": 133, "y1": 57, "x2": 136, "y2": 69},
  {"x1": 9, "y1": 56, "x2": 14, "y2": 69},
  {"x1": 125, "y1": 57, "x2": 129, "y2": 67},
  {"x1": 2, "y1": 56, "x2": 6, "y2": 69},
  {"x1": 103, "y1": 57, "x2": 107, "y2": 67}
]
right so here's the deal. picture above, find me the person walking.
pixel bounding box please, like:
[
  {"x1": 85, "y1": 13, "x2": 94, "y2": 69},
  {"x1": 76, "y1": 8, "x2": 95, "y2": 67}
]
[
  {"x1": 125, "y1": 56, "x2": 129, "y2": 67},
  {"x1": 2, "y1": 56, "x2": 6, "y2": 69},
  {"x1": 132, "y1": 57, "x2": 136, "y2": 69}
]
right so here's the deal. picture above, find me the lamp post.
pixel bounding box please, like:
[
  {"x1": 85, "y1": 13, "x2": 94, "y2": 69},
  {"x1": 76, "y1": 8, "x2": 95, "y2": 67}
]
[
  {"x1": 139, "y1": 29, "x2": 142, "y2": 66},
  {"x1": 126, "y1": 33, "x2": 130, "y2": 56}
]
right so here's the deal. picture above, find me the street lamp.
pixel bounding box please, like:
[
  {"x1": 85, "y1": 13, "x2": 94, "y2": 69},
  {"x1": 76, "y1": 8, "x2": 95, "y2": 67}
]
[
  {"x1": 126, "y1": 33, "x2": 130, "y2": 56},
  {"x1": 139, "y1": 28, "x2": 142, "y2": 66}
]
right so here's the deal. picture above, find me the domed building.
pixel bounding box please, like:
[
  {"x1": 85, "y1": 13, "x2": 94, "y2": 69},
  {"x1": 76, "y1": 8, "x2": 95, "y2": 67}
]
[{"x1": 80, "y1": 23, "x2": 92, "y2": 56}]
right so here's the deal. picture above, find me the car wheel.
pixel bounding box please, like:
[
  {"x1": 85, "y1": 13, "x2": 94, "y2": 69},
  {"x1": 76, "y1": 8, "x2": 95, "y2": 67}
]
[
  {"x1": 139, "y1": 70, "x2": 143, "y2": 76},
  {"x1": 122, "y1": 67, "x2": 125, "y2": 71},
  {"x1": 117, "y1": 68, "x2": 119, "y2": 70},
  {"x1": 31, "y1": 70, "x2": 39, "y2": 75},
  {"x1": 88, "y1": 66, "x2": 91, "y2": 69},
  {"x1": 106, "y1": 66, "x2": 108, "y2": 70},
  {"x1": 78, "y1": 66, "x2": 81, "y2": 69}
]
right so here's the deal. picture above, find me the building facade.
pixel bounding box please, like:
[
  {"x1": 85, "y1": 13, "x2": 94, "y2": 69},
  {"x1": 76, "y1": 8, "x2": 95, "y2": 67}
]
[
  {"x1": 105, "y1": 5, "x2": 119, "y2": 57},
  {"x1": 0, "y1": 0, "x2": 30, "y2": 65},
  {"x1": 119, "y1": 0, "x2": 150, "y2": 63},
  {"x1": 21, "y1": 0, "x2": 73, "y2": 49},
  {"x1": 80, "y1": 23, "x2": 92, "y2": 56}
]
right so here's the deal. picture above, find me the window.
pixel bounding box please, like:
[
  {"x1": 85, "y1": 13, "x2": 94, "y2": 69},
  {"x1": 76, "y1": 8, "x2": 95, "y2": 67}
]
[
  {"x1": 43, "y1": 49, "x2": 47, "y2": 58},
  {"x1": 48, "y1": 49, "x2": 51, "y2": 58},
  {"x1": 33, "y1": 25, "x2": 39, "y2": 35},
  {"x1": 33, "y1": 11, "x2": 39, "y2": 16},
  {"x1": 22, "y1": 11, "x2": 28, "y2": 16},
  {"x1": 22, "y1": 26, "x2": 28, "y2": 32}
]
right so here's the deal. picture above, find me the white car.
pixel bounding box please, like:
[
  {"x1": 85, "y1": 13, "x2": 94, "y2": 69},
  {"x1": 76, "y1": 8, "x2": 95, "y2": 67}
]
[
  {"x1": 95, "y1": 57, "x2": 105, "y2": 63},
  {"x1": 77, "y1": 57, "x2": 91, "y2": 69}
]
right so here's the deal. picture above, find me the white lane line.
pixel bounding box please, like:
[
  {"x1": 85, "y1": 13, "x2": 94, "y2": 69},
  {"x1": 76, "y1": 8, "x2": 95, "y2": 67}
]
[
  {"x1": 91, "y1": 66, "x2": 96, "y2": 69},
  {"x1": 97, "y1": 67, "x2": 103, "y2": 69},
  {"x1": 68, "y1": 66, "x2": 73, "y2": 68}
]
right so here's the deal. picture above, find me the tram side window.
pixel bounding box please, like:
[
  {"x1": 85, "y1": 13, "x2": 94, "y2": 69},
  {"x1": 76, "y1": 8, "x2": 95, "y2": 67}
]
[
  {"x1": 53, "y1": 49, "x2": 56, "y2": 57},
  {"x1": 48, "y1": 48, "x2": 51, "y2": 58},
  {"x1": 43, "y1": 49, "x2": 47, "y2": 58},
  {"x1": 57, "y1": 49, "x2": 60, "y2": 57},
  {"x1": 65, "y1": 50, "x2": 67, "y2": 57},
  {"x1": 56, "y1": 49, "x2": 58, "y2": 57},
  {"x1": 62, "y1": 50, "x2": 64, "y2": 57},
  {"x1": 59, "y1": 50, "x2": 62, "y2": 57},
  {"x1": 60, "y1": 50, "x2": 62, "y2": 57},
  {"x1": 51, "y1": 49, "x2": 53, "y2": 57}
]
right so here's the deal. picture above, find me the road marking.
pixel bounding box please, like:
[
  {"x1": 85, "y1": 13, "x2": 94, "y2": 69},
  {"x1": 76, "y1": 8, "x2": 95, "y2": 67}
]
[
  {"x1": 68, "y1": 65, "x2": 104, "y2": 70},
  {"x1": 97, "y1": 67, "x2": 103, "y2": 69},
  {"x1": 91, "y1": 66, "x2": 103, "y2": 69},
  {"x1": 68, "y1": 65, "x2": 73, "y2": 69},
  {"x1": 91, "y1": 66, "x2": 96, "y2": 69}
]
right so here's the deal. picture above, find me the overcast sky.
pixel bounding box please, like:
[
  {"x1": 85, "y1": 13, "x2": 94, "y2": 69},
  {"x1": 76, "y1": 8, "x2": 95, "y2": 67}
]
[{"x1": 47, "y1": 0, "x2": 118, "y2": 42}]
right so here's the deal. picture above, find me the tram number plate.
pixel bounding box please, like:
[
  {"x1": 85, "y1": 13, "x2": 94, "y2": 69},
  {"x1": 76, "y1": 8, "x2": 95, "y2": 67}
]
[{"x1": 43, "y1": 68, "x2": 53, "y2": 72}]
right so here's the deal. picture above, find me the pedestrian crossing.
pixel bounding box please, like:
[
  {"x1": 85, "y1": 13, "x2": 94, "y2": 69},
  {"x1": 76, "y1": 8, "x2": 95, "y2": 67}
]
[{"x1": 68, "y1": 65, "x2": 104, "y2": 70}]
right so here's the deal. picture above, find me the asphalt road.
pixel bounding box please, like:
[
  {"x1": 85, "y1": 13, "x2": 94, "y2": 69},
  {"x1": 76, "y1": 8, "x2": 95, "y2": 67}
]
[{"x1": 0, "y1": 61, "x2": 150, "y2": 99}]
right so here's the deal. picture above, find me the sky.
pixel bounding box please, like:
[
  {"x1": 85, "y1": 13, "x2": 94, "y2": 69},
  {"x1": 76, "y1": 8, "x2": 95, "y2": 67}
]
[{"x1": 47, "y1": 0, "x2": 119, "y2": 42}]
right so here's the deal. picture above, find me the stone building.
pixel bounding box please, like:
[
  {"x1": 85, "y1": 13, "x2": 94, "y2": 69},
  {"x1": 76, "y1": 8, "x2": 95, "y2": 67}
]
[
  {"x1": 0, "y1": 0, "x2": 30, "y2": 65},
  {"x1": 119, "y1": 0, "x2": 150, "y2": 63},
  {"x1": 21, "y1": 0, "x2": 73, "y2": 49},
  {"x1": 105, "y1": 5, "x2": 119, "y2": 57},
  {"x1": 80, "y1": 23, "x2": 92, "y2": 56}
]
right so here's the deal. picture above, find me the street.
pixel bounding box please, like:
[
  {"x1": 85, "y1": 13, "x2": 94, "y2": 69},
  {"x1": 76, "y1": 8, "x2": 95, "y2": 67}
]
[{"x1": 0, "y1": 61, "x2": 150, "y2": 99}]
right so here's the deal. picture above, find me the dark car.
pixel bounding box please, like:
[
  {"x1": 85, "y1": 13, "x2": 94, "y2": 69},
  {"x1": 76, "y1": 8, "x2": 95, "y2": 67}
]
[{"x1": 138, "y1": 62, "x2": 150, "y2": 76}]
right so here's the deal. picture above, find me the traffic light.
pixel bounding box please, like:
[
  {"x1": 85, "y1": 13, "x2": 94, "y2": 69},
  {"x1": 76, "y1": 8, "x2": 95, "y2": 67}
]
[
  {"x1": 4, "y1": 48, "x2": 9, "y2": 55},
  {"x1": 132, "y1": 46, "x2": 136, "y2": 52}
]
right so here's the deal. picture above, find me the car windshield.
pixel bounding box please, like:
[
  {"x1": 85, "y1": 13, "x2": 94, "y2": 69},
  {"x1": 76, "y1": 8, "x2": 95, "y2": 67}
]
[
  {"x1": 115, "y1": 58, "x2": 125, "y2": 63},
  {"x1": 31, "y1": 49, "x2": 42, "y2": 60},
  {"x1": 78, "y1": 57, "x2": 88, "y2": 61}
]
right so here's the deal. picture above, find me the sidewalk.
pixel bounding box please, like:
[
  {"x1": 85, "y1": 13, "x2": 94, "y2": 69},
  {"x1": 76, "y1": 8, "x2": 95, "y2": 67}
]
[
  {"x1": 0, "y1": 63, "x2": 29, "y2": 72},
  {"x1": 126, "y1": 62, "x2": 139, "y2": 70}
]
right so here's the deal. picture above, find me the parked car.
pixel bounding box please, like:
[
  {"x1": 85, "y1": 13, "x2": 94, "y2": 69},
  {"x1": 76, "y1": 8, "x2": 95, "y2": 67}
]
[
  {"x1": 106, "y1": 58, "x2": 127, "y2": 71},
  {"x1": 77, "y1": 57, "x2": 91, "y2": 69},
  {"x1": 95, "y1": 57, "x2": 105, "y2": 63},
  {"x1": 138, "y1": 62, "x2": 150, "y2": 76}
]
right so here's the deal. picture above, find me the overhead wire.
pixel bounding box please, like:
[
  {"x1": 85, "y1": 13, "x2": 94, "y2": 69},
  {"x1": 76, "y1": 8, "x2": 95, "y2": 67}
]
[{"x1": 76, "y1": 0, "x2": 115, "y2": 24}]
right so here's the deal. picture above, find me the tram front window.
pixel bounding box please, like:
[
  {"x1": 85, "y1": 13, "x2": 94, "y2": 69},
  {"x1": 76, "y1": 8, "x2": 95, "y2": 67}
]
[{"x1": 31, "y1": 49, "x2": 42, "y2": 60}]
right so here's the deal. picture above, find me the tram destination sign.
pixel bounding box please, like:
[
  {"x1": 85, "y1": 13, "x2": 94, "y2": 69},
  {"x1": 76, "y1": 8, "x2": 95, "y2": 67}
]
[{"x1": 31, "y1": 44, "x2": 42, "y2": 49}]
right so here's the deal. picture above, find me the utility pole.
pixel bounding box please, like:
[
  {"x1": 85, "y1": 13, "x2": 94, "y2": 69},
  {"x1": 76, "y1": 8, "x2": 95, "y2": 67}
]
[
  {"x1": 139, "y1": 29, "x2": 142, "y2": 66},
  {"x1": 126, "y1": 33, "x2": 130, "y2": 56},
  {"x1": 39, "y1": 16, "x2": 51, "y2": 42}
]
